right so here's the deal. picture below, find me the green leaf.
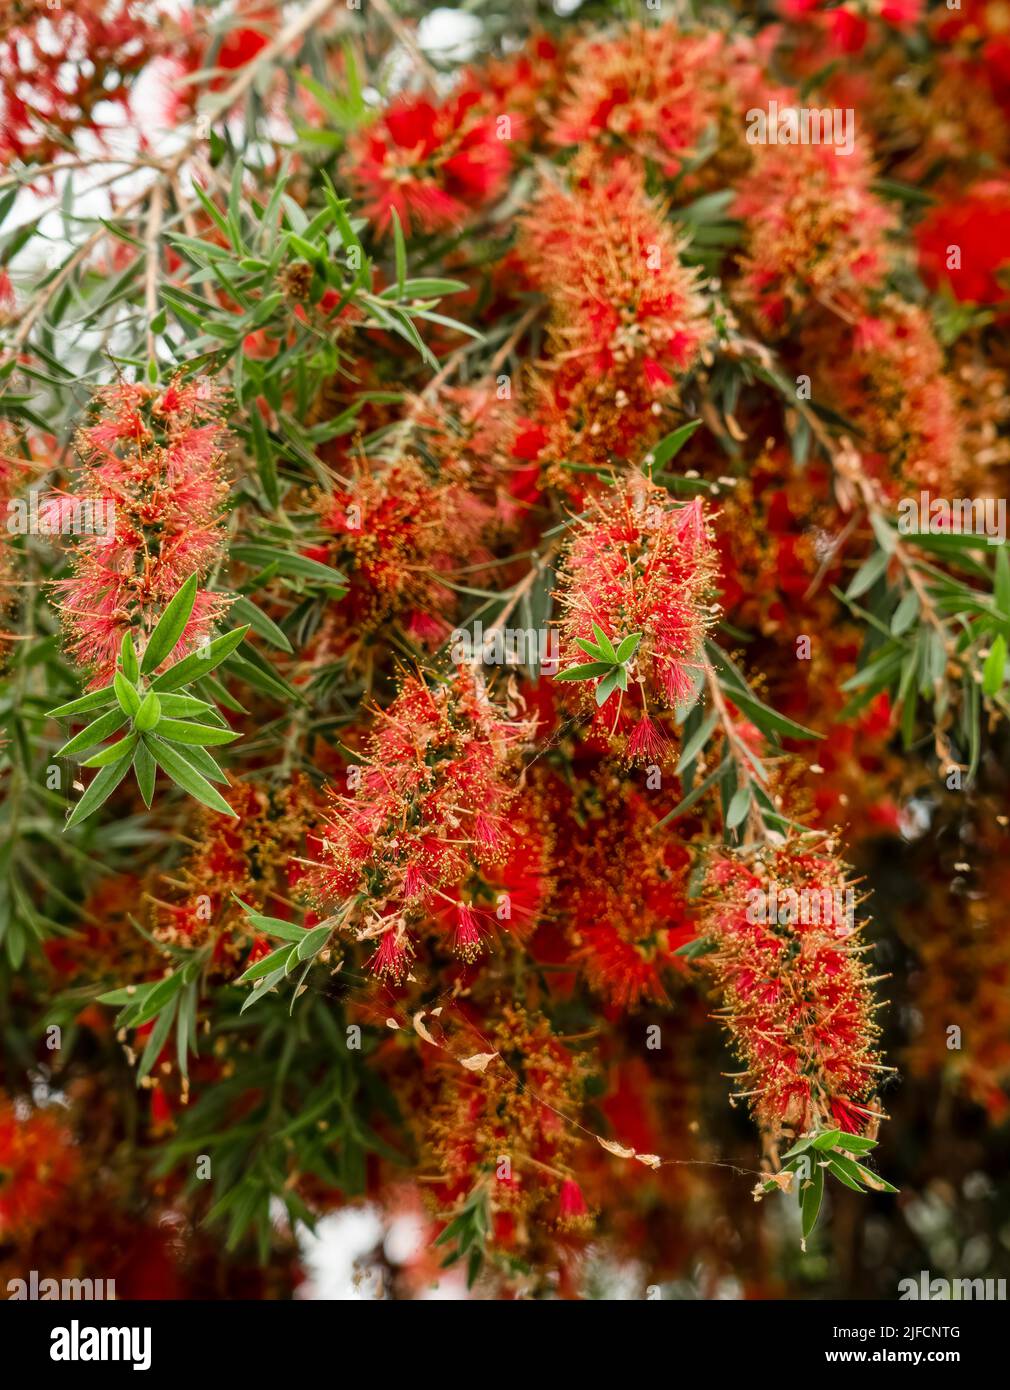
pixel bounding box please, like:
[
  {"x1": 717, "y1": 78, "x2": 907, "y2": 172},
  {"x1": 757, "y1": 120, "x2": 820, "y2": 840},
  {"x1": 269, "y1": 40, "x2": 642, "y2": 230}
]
[
  {"x1": 983, "y1": 633, "x2": 1006, "y2": 696},
  {"x1": 233, "y1": 899, "x2": 306, "y2": 942},
  {"x1": 890, "y1": 589, "x2": 919, "y2": 636},
  {"x1": 995, "y1": 547, "x2": 1010, "y2": 632},
  {"x1": 297, "y1": 924, "x2": 330, "y2": 961},
  {"x1": 725, "y1": 785, "x2": 751, "y2": 830},
  {"x1": 137, "y1": 996, "x2": 178, "y2": 1082},
  {"x1": 729, "y1": 689, "x2": 823, "y2": 742},
  {"x1": 113, "y1": 672, "x2": 141, "y2": 717},
  {"x1": 592, "y1": 623, "x2": 618, "y2": 662},
  {"x1": 845, "y1": 548, "x2": 889, "y2": 600},
  {"x1": 237, "y1": 942, "x2": 294, "y2": 982},
  {"x1": 157, "y1": 717, "x2": 239, "y2": 746},
  {"x1": 134, "y1": 691, "x2": 162, "y2": 732},
  {"x1": 174, "y1": 742, "x2": 228, "y2": 784},
  {"x1": 82, "y1": 732, "x2": 139, "y2": 768},
  {"x1": 574, "y1": 638, "x2": 606, "y2": 660},
  {"x1": 56, "y1": 707, "x2": 129, "y2": 759},
  {"x1": 595, "y1": 668, "x2": 622, "y2": 706},
  {"x1": 801, "y1": 1159, "x2": 825, "y2": 1242},
  {"x1": 614, "y1": 632, "x2": 643, "y2": 664},
  {"x1": 391, "y1": 207, "x2": 407, "y2": 295},
  {"x1": 384, "y1": 277, "x2": 468, "y2": 298},
  {"x1": 141, "y1": 574, "x2": 199, "y2": 674},
  {"x1": 852, "y1": 1162, "x2": 899, "y2": 1195},
  {"x1": 134, "y1": 740, "x2": 156, "y2": 808},
  {"x1": 126, "y1": 970, "x2": 186, "y2": 1029},
  {"x1": 46, "y1": 685, "x2": 117, "y2": 719},
  {"x1": 655, "y1": 757, "x2": 728, "y2": 827},
  {"x1": 231, "y1": 545, "x2": 345, "y2": 587},
  {"x1": 870, "y1": 513, "x2": 897, "y2": 555},
  {"x1": 779, "y1": 1136, "x2": 816, "y2": 1162},
  {"x1": 64, "y1": 753, "x2": 134, "y2": 830},
  {"x1": 554, "y1": 661, "x2": 615, "y2": 681},
  {"x1": 675, "y1": 709, "x2": 719, "y2": 774},
  {"x1": 833, "y1": 1133, "x2": 878, "y2": 1155},
  {"x1": 120, "y1": 632, "x2": 140, "y2": 683},
  {"x1": 240, "y1": 963, "x2": 290, "y2": 1012},
  {"x1": 229, "y1": 595, "x2": 292, "y2": 652},
  {"x1": 146, "y1": 738, "x2": 237, "y2": 817},
  {"x1": 646, "y1": 420, "x2": 702, "y2": 470},
  {"x1": 97, "y1": 985, "x2": 153, "y2": 1007},
  {"x1": 673, "y1": 935, "x2": 716, "y2": 959},
  {"x1": 151, "y1": 625, "x2": 250, "y2": 691},
  {"x1": 826, "y1": 1158, "x2": 866, "y2": 1193},
  {"x1": 155, "y1": 693, "x2": 215, "y2": 718}
]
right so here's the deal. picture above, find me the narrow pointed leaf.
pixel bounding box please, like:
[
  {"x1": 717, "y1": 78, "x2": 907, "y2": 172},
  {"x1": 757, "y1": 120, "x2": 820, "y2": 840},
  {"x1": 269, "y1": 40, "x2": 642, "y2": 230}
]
[
  {"x1": 141, "y1": 575, "x2": 200, "y2": 674},
  {"x1": 113, "y1": 672, "x2": 141, "y2": 717},
  {"x1": 147, "y1": 737, "x2": 237, "y2": 817},
  {"x1": 120, "y1": 632, "x2": 140, "y2": 683},
  {"x1": 47, "y1": 686, "x2": 117, "y2": 719},
  {"x1": 135, "y1": 739, "x2": 156, "y2": 808},
  {"x1": 592, "y1": 624, "x2": 618, "y2": 662},
  {"x1": 151, "y1": 625, "x2": 250, "y2": 691},
  {"x1": 554, "y1": 661, "x2": 614, "y2": 681},
  {"x1": 82, "y1": 732, "x2": 139, "y2": 768},
  {"x1": 65, "y1": 753, "x2": 134, "y2": 830},
  {"x1": 158, "y1": 717, "x2": 238, "y2": 746},
  {"x1": 56, "y1": 707, "x2": 129, "y2": 758}
]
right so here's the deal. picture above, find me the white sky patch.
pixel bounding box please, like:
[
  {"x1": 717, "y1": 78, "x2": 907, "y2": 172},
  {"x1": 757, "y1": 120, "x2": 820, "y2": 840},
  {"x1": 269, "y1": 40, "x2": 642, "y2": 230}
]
[{"x1": 417, "y1": 8, "x2": 483, "y2": 64}]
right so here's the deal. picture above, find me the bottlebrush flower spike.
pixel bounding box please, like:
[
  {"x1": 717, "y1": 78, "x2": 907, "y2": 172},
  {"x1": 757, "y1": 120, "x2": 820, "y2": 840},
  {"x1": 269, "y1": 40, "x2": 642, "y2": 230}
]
[
  {"x1": 550, "y1": 23, "x2": 727, "y2": 177},
  {"x1": 346, "y1": 88, "x2": 511, "y2": 234},
  {"x1": 54, "y1": 378, "x2": 230, "y2": 687},
  {"x1": 308, "y1": 455, "x2": 494, "y2": 650},
  {"x1": 453, "y1": 903, "x2": 485, "y2": 964},
  {"x1": 0, "y1": 1099, "x2": 79, "y2": 1240},
  {"x1": 802, "y1": 297, "x2": 964, "y2": 491},
  {"x1": 732, "y1": 139, "x2": 894, "y2": 332},
  {"x1": 520, "y1": 161, "x2": 708, "y2": 411},
  {"x1": 697, "y1": 839, "x2": 886, "y2": 1152},
  {"x1": 557, "y1": 1177, "x2": 592, "y2": 1230},
  {"x1": 0, "y1": 0, "x2": 164, "y2": 165},
  {"x1": 414, "y1": 1004, "x2": 591, "y2": 1254},
  {"x1": 304, "y1": 667, "x2": 536, "y2": 978},
  {"x1": 542, "y1": 765, "x2": 694, "y2": 1008},
  {"x1": 555, "y1": 477, "x2": 719, "y2": 746}
]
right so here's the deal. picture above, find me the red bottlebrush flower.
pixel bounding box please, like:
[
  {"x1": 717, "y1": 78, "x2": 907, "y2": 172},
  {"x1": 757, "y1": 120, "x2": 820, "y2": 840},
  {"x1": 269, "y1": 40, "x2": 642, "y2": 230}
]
[
  {"x1": 550, "y1": 23, "x2": 728, "y2": 177},
  {"x1": 370, "y1": 927, "x2": 413, "y2": 985},
  {"x1": 453, "y1": 903, "x2": 485, "y2": 963},
  {"x1": 463, "y1": 32, "x2": 568, "y2": 150},
  {"x1": 310, "y1": 454, "x2": 494, "y2": 650},
  {"x1": 917, "y1": 180, "x2": 1010, "y2": 306},
  {"x1": 732, "y1": 140, "x2": 894, "y2": 331},
  {"x1": 216, "y1": 11, "x2": 273, "y2": 70},
  {"x1": 540, "y1": 766, "x2": 693, "y2": 1009},
  {"x1": 0, "y1": 1099, "x2": 79, "y2": 1239},
  {"x1": 304, "y1": 668, "x2": 536, "y2": 977},
  {"x1": 53, "y1": 378, "x2": 230, "y2": 686},
  {"x1": 410, "y1": 1004, "x2": 592, "y2": 1250},
  {"x1": 625, "y1": 712, "x2": 668, "y2": 763},
  {"x1": 557, "y1": 1177, "x2": 591, "y2": 1229},
  {"x1": 0, "y1": 269, "x2": 14, "y2": 317},
  {"x1": 347, "y1": 89, "x2": 511, "y2": 234},
  {"x1": 556, "y1": 478, "x2": 719, "y2": 728},
  {"x1": 0, "y1": 0, "x2": 165, "y2": 165},
  {"x1": 519, "y1": 160, "x2": 708, "y2": 413},
  {"x1": 698, "y1": 839, "x2": 884, "y2": 1148},
  {"x1": 803, "y1": 299, "x2": 964, "y2": 490}
]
